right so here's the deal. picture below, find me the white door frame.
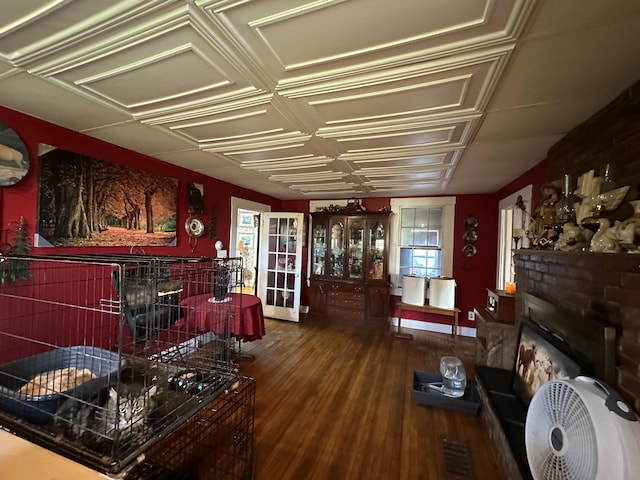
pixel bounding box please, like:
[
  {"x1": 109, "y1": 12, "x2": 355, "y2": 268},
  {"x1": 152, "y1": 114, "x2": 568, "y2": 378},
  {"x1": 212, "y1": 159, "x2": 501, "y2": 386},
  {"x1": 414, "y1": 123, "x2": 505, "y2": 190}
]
[
  {"x1": 230, "y1": 197, "x2": 271, "y2": 257},
  {"x1": 497, "y1": 185, "x2": 532, "y2": 289}
]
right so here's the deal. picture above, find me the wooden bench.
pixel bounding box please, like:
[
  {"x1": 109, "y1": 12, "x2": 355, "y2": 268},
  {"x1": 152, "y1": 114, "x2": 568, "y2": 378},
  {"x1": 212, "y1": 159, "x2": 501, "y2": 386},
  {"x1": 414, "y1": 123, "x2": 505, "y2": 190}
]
[{"x1": 395, "y1": 302, "x2": 461, "y2": 339}]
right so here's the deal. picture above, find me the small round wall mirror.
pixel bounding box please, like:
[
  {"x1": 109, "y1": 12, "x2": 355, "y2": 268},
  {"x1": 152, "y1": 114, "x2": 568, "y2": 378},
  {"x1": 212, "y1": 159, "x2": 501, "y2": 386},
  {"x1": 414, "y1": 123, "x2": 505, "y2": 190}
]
[{"x1": 0, "y1": 122, "x2": 29, "y2": 186}]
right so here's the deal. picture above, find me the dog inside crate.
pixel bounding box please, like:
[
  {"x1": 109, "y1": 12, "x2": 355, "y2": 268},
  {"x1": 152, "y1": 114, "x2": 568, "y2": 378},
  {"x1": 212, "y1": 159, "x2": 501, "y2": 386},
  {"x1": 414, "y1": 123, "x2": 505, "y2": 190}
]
[{"x1": 0, "y1": 255, "x2": 244, "y2": 475}]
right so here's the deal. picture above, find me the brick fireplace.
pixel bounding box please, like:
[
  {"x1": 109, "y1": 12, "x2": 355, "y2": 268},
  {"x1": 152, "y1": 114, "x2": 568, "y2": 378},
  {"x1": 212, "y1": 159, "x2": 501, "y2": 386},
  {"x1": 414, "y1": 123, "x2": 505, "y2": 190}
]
[
  {"x1": 512, "y1": 77, "x2": 640, "y2": 412},
  {"x1": 514, "y1": 249, "x2": 640, "y2": 412},
  {"x1": 478, "y1": 77, "x2": 640, "y2": 479}
]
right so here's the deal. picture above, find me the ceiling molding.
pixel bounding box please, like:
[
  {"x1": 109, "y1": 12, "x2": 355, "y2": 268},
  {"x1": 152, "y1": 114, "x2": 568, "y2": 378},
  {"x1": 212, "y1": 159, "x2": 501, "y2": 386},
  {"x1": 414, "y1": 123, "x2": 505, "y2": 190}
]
[{"x1": 1, "y1": 0, "x2": 639, "y2": 199}]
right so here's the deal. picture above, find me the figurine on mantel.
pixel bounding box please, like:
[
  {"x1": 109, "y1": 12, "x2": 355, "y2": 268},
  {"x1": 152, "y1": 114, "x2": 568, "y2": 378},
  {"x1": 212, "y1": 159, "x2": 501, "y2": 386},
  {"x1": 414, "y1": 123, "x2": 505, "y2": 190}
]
[
  {"x1": 555, "y1": 217, "x2": 637, "y2": 253},
  {"x1": 554, "y1": 223, "x2": 593, "y2": 252},
  {"x1": 589, "y1": 218, "x2": 621, "y2": 253},
  {"x1": 531, "y1": 181, "x2": 562, "y2": 248},
  {"x1": 588, "y1": 216, "x2": 640, "y2": 253}
]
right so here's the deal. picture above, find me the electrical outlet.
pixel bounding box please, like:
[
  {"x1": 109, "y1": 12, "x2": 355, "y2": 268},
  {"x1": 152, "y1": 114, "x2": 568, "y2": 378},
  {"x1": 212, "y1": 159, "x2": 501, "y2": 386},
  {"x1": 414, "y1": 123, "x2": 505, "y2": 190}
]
[{"x1": 467, "y1": 311, "x2": 475, "y2": 321}]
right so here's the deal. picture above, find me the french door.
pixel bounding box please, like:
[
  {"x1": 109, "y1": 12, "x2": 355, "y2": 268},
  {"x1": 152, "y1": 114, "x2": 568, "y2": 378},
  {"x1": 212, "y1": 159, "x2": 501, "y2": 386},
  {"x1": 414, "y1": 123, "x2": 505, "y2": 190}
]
[{"x1": 257, "y1": 212, "x2": 303, "y2": 322}]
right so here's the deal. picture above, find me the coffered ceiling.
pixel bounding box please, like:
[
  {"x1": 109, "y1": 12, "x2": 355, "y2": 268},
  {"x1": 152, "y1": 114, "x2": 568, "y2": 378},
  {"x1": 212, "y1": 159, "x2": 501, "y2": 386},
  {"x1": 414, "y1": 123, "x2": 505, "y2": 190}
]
[{"x1": 1, "y1": 0, "x2": 639, "y2": 199}]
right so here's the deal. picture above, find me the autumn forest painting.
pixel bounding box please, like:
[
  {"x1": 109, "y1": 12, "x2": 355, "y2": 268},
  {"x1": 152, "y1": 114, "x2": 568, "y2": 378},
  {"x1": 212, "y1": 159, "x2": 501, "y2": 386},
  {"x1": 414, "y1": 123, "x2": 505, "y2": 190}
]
[{"x1": 36, "y1": 146, "x2": 177, "y2": 247}]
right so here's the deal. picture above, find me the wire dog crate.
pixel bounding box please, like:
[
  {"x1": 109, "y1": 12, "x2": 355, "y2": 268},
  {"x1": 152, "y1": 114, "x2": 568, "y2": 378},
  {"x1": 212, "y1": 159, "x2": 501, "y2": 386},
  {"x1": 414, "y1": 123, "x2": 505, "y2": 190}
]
[
  {"x1": 125, "y1": 375, "x2": 255, "y2": 480},
  {"x1": 0, "y1": 254, "x2": 252, "y2": 476}
]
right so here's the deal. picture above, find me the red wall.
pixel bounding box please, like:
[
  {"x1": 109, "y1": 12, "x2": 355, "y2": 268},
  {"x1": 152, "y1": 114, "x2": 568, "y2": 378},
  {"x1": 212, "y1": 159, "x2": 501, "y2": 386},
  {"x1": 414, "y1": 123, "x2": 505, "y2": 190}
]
[
  {"x1": 496, "y1": 159, "x2": 549, "y2": 218},
  {"x1": 451, "y1": 194, "x2": 500, "y2": 327},
  {"x1": 2, "y1": 106, "x2": 548, "y2": 330},
  {"x1": 0, "y1": 106, "x2": 281, "y2": 257}
]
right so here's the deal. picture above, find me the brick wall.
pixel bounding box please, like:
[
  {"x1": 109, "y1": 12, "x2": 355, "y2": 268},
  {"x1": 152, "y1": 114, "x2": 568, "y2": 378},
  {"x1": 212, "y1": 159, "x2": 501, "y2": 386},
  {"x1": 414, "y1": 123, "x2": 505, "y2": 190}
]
[
  {"x1": 547, "y1": 78, "x2": 640, "y2": 204},
  {"x1": 514, "y1": 249, "x2": 640, "y2": 410},
  {"x1": 516, "y1": 77, "x2": 640, "y2": 411}
]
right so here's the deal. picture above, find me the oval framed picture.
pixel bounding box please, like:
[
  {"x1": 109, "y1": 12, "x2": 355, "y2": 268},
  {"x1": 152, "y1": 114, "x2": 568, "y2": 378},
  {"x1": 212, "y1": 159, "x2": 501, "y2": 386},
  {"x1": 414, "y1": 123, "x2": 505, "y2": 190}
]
[{"x1": 0, "y1": 123, "x2": 30, "y2": 186}]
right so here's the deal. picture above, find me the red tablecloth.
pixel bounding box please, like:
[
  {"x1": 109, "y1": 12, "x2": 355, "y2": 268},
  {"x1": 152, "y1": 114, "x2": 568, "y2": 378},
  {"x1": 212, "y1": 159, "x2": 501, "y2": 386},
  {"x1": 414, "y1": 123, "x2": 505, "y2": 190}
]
[{"x1": 179, "y1": 292, "x2": 265, "y2": 342}]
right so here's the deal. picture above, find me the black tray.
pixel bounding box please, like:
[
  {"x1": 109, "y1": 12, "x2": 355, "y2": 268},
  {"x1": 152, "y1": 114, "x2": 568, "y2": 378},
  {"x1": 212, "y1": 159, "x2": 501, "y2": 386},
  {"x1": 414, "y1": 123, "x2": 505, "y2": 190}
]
[
  {"x1": 412, "y1": 371, "x2": 482, "y2": 415},
  {"x1": 0, "y1": 346, "x2": 126, "y2": 424}
]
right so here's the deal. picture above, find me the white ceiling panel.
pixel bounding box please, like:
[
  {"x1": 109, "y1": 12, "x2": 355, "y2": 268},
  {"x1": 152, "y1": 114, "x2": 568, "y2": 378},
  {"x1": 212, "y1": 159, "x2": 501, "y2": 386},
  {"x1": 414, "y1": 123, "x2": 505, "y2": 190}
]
[
  {"x1": 349, "y1": 150, "x2": 458, "y2": 168},
  {"x1": 477, "y1": 97, "x2": 613, "y2": 142},
  {"x1": 525, "y1": 0, "x2": 640, "y2": 38},
  {"x1": 0, "y1": 0, "x2": 638, "y2": 199},
  {"x1": 0, "y1": 71, "x2": 130, "y2": 131},
  {"x1": 154, "y1": 148, "x2": 231, "y2": 170},
  {"x1": 83, "y1": 121, "x2": 194, "y2": 156},
  {"x1": 450, "y1": 135, "x2": 564, "y2": 193},
  {"x1": 206, "y1": 0, "x2": 531, "y2": 79},
  {"x1": 491, "y1": 18, "x2": 640, "y2": 109},
  {"x1": 0, "y1": 1, "x2": 174, "y2": 63}
]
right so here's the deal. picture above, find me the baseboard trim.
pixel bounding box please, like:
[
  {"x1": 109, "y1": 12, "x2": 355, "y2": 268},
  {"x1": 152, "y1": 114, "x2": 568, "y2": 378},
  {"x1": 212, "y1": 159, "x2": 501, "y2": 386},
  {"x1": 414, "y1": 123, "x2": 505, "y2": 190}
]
[{"x1": 391, "y1": 317, "x2": 476, "y2": 338}]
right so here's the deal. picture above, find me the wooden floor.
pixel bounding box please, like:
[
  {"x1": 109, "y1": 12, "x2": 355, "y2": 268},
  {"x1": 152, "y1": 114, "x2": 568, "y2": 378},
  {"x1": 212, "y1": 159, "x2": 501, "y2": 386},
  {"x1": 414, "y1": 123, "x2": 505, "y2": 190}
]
[{"x1": 239, "y1": 314, "x2": 507, "y2": 480}]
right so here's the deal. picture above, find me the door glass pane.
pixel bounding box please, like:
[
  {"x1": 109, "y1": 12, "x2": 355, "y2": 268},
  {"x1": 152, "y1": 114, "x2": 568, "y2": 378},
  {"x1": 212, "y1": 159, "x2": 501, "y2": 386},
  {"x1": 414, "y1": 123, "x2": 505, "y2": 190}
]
[
  {"x1": 348, "y1": 219, "x2": 363, "y2": 279},
  {"x1": 329, "y1": 221, "x2": 344, "y2": 277},
  {"x1": 264, "y1": 215, "x2": 300, "y2": 310},
  {"x1": 369, "y1": 221, "x2": 385, "y2": 280},
  {"x1": 312, "y1": 222, "x2": 326, "y2": 276}
]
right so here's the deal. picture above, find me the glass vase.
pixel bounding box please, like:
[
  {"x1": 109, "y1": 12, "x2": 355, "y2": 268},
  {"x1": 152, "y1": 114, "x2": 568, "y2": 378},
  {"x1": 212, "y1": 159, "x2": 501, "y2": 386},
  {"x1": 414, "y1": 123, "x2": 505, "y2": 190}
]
[{"x1": 556, "y1": 174, "x2": 577, "y2": 225}]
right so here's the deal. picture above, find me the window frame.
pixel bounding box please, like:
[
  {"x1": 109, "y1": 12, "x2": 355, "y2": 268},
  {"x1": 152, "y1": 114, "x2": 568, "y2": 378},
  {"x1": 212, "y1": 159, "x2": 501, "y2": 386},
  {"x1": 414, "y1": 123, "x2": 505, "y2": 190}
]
[{"x1": 389, "y1": 196, "x2": 456, "y2": 297}]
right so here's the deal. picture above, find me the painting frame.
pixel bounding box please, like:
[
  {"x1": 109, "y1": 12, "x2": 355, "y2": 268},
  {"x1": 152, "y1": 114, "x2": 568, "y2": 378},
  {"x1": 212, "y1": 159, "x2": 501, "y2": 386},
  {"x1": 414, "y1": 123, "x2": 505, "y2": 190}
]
[
  {"x1": 36, "y1": 145, "x2": 178, "y2": 248},
  {"x1": 239, "y1": 233, "x2": 253, "y2": 248},
  {"x1": 239, "y1": 213, "x2": 254, "y2": 227},
  {"x1": 187, "y1": 182, "x2": 204, "y2": 214}
]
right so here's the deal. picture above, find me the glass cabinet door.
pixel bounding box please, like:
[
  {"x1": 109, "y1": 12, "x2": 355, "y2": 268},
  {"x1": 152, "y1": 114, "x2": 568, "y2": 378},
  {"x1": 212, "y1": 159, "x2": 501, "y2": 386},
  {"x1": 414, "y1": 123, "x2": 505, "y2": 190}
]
[
  {"x1": 368, "y1": 220, "x2": 386, "y2": 280},
  {"x1": 312, "y1": 221, "x2": 326, "y2": 276},
  {"x1": 348, "y1": 219, "x2": 364, "y2": 280},
  {"x1": 329, "y1": 219, "x2": 345, "y2": 278}
]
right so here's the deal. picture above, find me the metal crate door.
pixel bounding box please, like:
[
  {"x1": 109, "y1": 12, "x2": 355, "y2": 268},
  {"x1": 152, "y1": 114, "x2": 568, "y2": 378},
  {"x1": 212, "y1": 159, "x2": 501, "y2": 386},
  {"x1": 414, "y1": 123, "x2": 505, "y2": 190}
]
[{"x1": 257, "y1": 212, "x2": 303, "y2": 322}]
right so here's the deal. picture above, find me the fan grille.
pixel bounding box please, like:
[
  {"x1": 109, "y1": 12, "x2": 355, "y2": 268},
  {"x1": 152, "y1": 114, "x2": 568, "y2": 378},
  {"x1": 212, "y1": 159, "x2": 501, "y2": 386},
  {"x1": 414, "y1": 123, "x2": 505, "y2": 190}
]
[{"x1": 525, "y1": 381, "x2": 597, "y2": 480}]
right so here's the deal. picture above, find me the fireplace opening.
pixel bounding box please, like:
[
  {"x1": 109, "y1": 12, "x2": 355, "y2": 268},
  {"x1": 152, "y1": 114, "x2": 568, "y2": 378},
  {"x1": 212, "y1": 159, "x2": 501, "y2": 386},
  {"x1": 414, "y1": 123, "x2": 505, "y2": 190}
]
[
  {"x1": 513, "y1": 318, "x2": 592, "y2": 407},
  {"x1": 475, "y1": 292, "x2": 616, "y2": 479}
]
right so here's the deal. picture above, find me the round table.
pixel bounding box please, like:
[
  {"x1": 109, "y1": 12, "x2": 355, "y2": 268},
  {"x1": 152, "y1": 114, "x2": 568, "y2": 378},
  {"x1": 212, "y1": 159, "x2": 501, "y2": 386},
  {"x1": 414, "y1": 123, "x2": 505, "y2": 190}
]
[{"x1": 179, "y1": 292, "x2": 265, "y2": 342}]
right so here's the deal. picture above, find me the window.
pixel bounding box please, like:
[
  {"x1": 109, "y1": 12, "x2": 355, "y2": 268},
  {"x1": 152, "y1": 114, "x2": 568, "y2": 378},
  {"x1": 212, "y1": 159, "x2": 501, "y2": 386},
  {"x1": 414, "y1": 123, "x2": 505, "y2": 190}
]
[
  {"x1": 399, "y1": 207, "x2": 443, "y2": 278},
  {"x1": 390, "y1": 197, "x2": 456, "y2": 296}
]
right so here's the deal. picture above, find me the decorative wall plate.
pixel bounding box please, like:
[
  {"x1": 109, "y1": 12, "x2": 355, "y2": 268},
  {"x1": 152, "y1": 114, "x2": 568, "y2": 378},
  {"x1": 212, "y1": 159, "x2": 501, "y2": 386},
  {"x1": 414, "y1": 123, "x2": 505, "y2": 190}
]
[
  {"x1": 462, "y1": 244, "x2": 477, "y2": 257},
  {"x1": 463, "y1": 230, "x2": 478, "y2": 243},
  {"x1": 464, "y1": 216, "x2": 478, "y2": 230},
  {"x1": 185, "y1": 216, "x2": 205, "y2": 237}
]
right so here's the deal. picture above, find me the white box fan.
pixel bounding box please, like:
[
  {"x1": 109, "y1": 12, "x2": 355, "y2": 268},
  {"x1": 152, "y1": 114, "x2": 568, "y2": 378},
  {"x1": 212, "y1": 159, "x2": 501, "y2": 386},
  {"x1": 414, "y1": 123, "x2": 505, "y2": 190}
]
[{"x1": 525, "y1": 376, "x2": 640, "y2": 480}]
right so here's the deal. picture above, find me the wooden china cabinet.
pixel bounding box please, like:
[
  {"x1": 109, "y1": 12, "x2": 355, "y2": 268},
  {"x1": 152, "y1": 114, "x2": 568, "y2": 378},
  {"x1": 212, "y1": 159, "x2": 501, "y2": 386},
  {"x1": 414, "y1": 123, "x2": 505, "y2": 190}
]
[{"x1": 309, "y1": 210, "x2": 391, "y2": 321}]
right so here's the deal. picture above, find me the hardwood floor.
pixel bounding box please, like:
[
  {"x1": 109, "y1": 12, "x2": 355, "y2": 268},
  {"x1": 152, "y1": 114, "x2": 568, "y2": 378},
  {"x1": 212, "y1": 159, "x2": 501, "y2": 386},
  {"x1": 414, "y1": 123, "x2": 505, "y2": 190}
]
[{"x1": 239, "y1": 314, "x2": 507, "y2": 480}]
